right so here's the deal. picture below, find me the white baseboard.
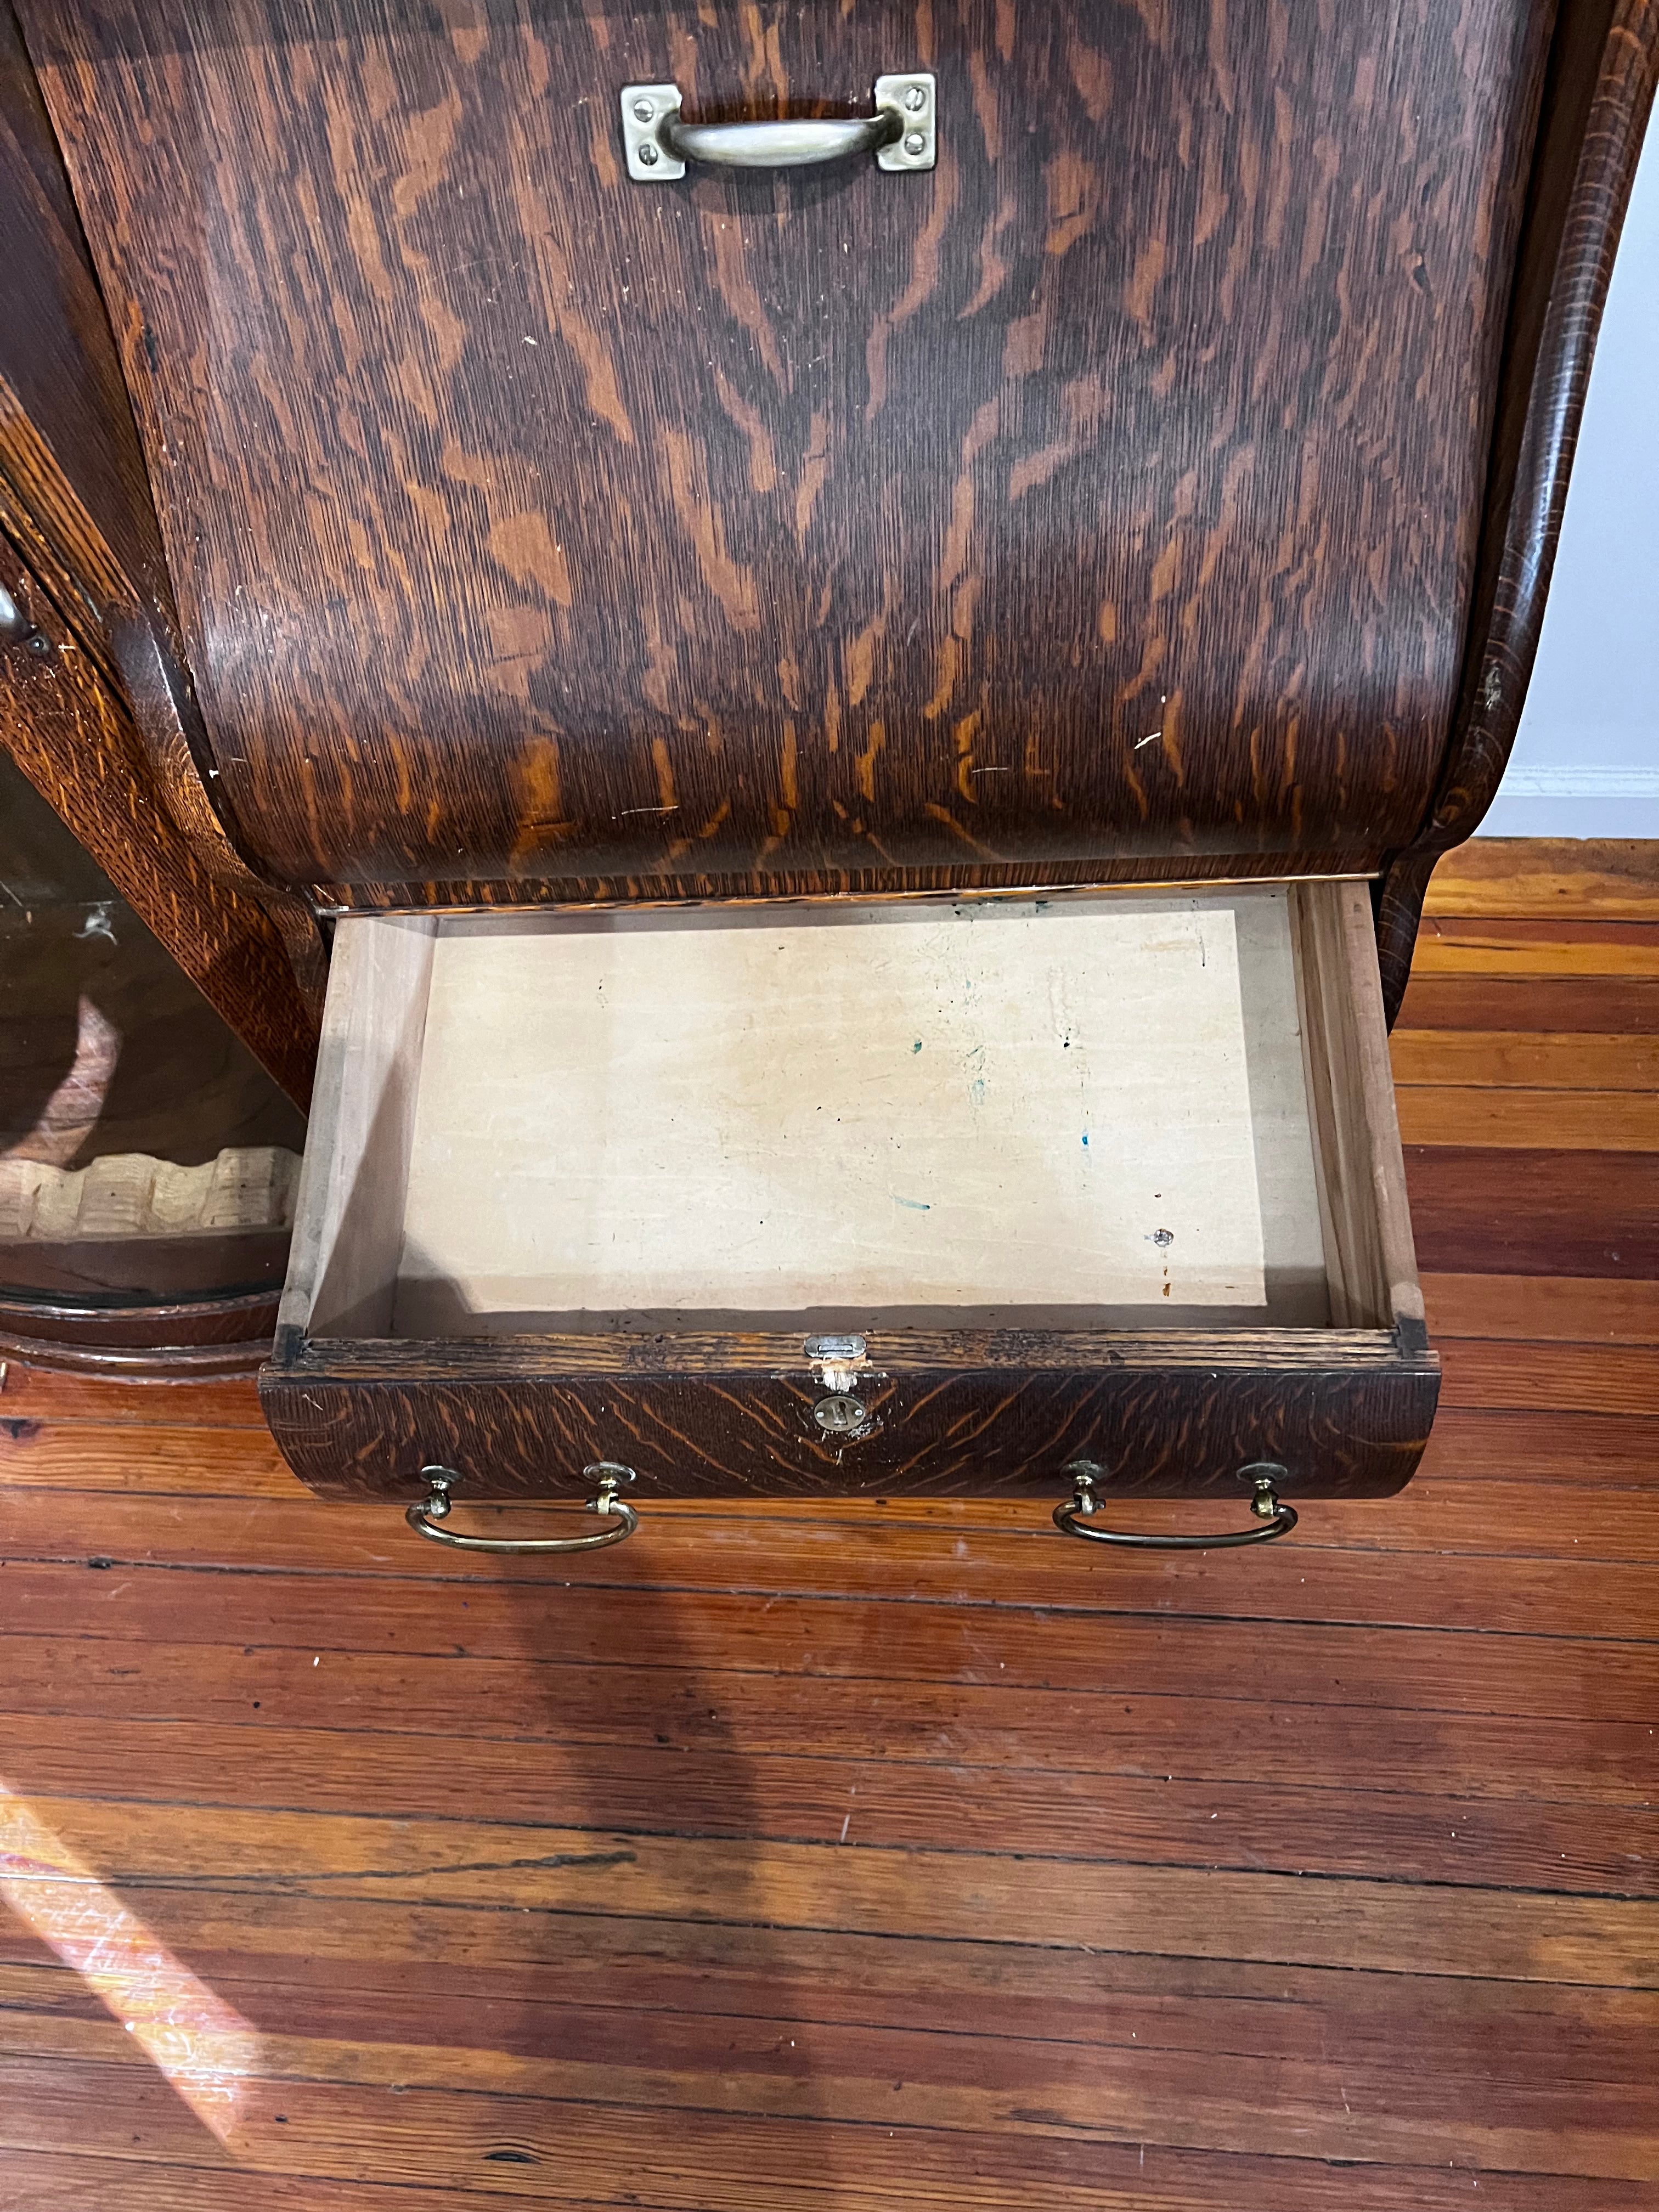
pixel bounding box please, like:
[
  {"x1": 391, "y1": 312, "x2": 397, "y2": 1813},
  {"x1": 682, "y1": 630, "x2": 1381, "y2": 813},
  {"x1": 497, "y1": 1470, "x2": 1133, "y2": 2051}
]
[
  {"x1": 1476, "y1": 765, "x2": 1659, "y2": 838},
  {"x1": 1493, "y1": 766, "x2": 1659, "y2": 797}
]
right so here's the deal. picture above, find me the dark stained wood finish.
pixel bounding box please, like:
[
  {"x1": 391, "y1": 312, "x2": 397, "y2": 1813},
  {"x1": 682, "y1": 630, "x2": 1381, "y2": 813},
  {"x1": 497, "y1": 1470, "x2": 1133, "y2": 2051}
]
[
  {"x1": 263, "y1": 1331, "x2": 1437, "y2": 1503},
  {"x1": 0, "y1": 842, "x2": 1657, "y2": 2205},
  {"x1": 19, "y1": 0, "x2": 1556, "y2": 906},
  {"x1": 0, "y1": 2, "x2": 326, "y2": 1090},
  {"x1": 1375, "y1": 0, "x2": 1659, "y2": 1018},
  {"x1": 0, "y1": 1285, "x2": 278, "y2": 1374},
  {"x1": 0, "y1": 1228, "x2": 289, "y2": 1302},
  {"x1": 0, "y1": 0, "x2": 163, "y2": 599}
]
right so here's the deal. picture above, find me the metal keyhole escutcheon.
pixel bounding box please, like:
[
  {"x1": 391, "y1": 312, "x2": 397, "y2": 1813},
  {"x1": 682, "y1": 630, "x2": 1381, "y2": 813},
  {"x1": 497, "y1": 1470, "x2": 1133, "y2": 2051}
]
[{"x1": 814, "y1": 1394, "x2": 872, "y2": 1437}]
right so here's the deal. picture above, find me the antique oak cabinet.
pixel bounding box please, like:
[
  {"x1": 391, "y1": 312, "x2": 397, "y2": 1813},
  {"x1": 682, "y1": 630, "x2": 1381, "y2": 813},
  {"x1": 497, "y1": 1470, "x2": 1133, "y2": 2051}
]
[{"x1": 1, "y1": 2, "x2": 1653, "y2": 1552}]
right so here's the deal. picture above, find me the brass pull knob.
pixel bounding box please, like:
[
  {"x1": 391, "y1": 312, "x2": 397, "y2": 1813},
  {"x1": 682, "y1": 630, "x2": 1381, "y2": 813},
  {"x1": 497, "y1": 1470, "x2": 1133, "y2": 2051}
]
[
  {"x1": 1053, "y1": 1460, "x2": 1298, "y2": 1550},
  {"x1": 406, "y1": 1463, "x2": 639, "y2": 1554}
]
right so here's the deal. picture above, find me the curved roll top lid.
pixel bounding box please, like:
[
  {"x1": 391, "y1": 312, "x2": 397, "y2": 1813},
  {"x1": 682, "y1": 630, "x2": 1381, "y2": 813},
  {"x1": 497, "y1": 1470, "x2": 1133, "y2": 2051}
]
[{"x1": 21, "y1": 1, "x2": 1560, "y2": 906}]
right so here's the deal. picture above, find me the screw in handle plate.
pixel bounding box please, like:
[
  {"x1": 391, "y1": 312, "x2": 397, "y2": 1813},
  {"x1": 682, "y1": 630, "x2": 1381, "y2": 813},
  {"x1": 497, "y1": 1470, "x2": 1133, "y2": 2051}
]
[
  {"x1": 584, "y1": 1461, "x2": 638, "y2": 1519},
  {"x1": 1064, "y1": 1459, "x2": 1104, "y2": 1514},
  {"x1": 418, "y1": 1466, "x2": 458, "y2": 1520}
]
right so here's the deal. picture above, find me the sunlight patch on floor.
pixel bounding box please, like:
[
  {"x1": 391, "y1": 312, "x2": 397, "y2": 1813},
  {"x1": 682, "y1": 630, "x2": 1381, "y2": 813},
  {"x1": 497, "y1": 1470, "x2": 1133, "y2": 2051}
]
[{"x1": 0, "y1": 1782, "x2": 263, "y2": 2144}]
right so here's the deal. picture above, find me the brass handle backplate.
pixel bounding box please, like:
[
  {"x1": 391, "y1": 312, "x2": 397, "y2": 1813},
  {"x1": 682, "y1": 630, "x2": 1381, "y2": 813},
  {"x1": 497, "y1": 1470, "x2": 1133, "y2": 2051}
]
[{"x1": 620, "y1": 75, "x2": 935, "y2": 180}]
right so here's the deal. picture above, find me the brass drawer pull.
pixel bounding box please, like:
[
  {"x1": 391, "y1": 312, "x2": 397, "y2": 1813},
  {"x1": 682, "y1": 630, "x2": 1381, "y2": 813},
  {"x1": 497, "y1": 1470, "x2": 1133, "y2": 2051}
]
[
  {"x1": 620, "y1": 76, "x2": 935, "y2": 181},
  {"x1": 407, "y1": 1463, "x2": 639, "y2": 1553},
  {"x1": 1053, "y1": 1462, "x2": 1298, "y2": 1550}
]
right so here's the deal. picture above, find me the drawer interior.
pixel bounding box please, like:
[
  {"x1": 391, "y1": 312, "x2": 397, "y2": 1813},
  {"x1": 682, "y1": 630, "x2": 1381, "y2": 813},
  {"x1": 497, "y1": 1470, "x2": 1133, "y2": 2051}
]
[{"x1": 284, "y1": 882, "x2": 1422, "y2": 1349}]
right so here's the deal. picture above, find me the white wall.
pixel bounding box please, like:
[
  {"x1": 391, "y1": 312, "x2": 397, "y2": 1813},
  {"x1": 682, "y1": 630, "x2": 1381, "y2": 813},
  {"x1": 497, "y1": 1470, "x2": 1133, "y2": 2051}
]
[{"x1": 1478, "y1": 116, "x2": 1659, "y2": 837}]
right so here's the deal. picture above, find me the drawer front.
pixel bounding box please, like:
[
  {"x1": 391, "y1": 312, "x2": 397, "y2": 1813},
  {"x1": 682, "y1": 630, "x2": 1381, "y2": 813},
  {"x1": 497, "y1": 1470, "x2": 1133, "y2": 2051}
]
[
  {"x1": 26, "y1": 1, "x2": 1547, "y2": 900},
  {"x1": 261, "y1": 1350, "x2": 1437, "y2": 1504}
]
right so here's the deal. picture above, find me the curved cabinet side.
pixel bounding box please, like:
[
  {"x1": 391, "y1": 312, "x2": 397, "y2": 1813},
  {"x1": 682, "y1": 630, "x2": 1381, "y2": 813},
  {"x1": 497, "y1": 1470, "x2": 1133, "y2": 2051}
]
[{"x1": 1376, "y1": 0, "x2": 1659, "y2": 1019}]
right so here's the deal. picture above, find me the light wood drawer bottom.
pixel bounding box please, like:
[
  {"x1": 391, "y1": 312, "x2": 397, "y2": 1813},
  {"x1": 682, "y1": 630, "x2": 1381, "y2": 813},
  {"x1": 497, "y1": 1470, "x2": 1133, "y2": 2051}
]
[{"x1": 263, "y1": 881, "x2": 1435, "y2": 1504}]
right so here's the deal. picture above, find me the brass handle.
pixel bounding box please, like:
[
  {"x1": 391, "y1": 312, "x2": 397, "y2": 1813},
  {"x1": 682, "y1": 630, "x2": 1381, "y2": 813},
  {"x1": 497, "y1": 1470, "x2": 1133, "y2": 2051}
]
[
  {"x1": 667, "y1": 112, "x2": 894, "y2": 168},
  {"x1": 407, "y1": 1463, "x2": 639, "y2": 1554},
  {"x1": 621, "y1": 76, "x2": 935, "y2": 181},
  {"x1": 1053, "y1": 1461, "x2": 1298, "y2": 1550}
]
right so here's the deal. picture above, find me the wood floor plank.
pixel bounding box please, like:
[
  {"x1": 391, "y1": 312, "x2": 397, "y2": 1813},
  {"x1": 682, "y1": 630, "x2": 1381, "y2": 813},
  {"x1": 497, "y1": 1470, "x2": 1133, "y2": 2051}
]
[
  {"x1": 4, "y1": 1396, "x2": 1623, "y2": 1516},
  {"x1": 1395, "y1": 973, "x2": 1659, "y2": 1033},
  {"x1": 1423, "y1": 1409, "x2": 1659, "y2": 1486},
  {"x1": 1390, "y1": 1030, "x2": 1659, "y2": 1089},
  {"x1": 1, "y1": 1707, "x2": 1652, "y2": 1893},
  {"x1": 0, "y1": 1634, "x2": 1650, "y2": 1805},
  {"x1": 0, "y1": 1690, "x2": 1648, "y2": 1896},
  {"x1": 1396, "y1": 1084, "x2": 1659, "y2": 1150},
  {"x1": 3, "y1": 1333, "x2": 1646, "y2": 1492},
  {"x1": 1436, "y1": 1342, "x2": 1659, "y2": 1417},
  {"x1": 0, "y1": 2150, "x2": 494, "y2": 2212},
  {"x1": 2, "y1": 2072, "x2": 1645, "y2": 2212},
  {"x1": 1424, "y1": 1276, "x2": 1659, "y2": 1344},
  {"x1": 1, "y1": 1488, "x2": 1656, "y2": 1631},
  {"x1": 2, "y1": 2004, "x2": 1651, "y2": 2181},
  {"x1": 1406, "y1": 1148, "x2": 1659, "y2": 1276},
  {"x1": 1407, "y1": 918, "x2": 1659, "y2": 978},
  {"x1": 3, "y1": 1522, "x2": 1654, "y2": 1647},
  {"x1": 7, "y1": 1910, "x2": 1652, "y2": 2089},
  {"x1": 0, "y1": 1421, "x2": 300, "y2": 1495},
  {"x1": 0, "y1": 1367, "x2": 265, "y2": 1429},
  {"x1": 4, "y1": 1332, "x2": 1647, "y2": 1500},
  {"x1": 4, "y1": 1793, "x2": 1655, "y2": 1985},
  {"x1": 5, "y1": 1460, "x2": 1658, "y2": 1560},
  {"x1": 0, "y1": 1355, "x2": 1652, "y2": 1513},
  {"x1": 7, "y1": 1565, "x2": 1655, "y2": 1719},
  {"x1": 1424, "y1": 840, "x2": 1659, "y2": 920}
]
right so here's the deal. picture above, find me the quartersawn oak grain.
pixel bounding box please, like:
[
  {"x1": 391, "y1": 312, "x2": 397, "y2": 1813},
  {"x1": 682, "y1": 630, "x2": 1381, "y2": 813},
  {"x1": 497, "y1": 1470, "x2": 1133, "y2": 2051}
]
[
  {"x1": 1375, "y1": 0, "x2": 1659, "y2": 1016},
  {"x1": 0, "y1": 4, "x2": 323, "y2": 1096},
  {"x1": 16, "y1": 0, "x2": 1559, "y2": 906},
  {"x1": 262, "y1": 1343, "x2": 1436, "y2": 1502}
]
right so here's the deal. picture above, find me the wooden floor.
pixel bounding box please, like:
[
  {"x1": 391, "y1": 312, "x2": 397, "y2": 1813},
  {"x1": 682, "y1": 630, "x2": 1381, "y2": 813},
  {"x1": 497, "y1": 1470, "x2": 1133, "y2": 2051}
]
[{"x1": 2, "y1": 840, "x2": 1656, "y2": 2208}]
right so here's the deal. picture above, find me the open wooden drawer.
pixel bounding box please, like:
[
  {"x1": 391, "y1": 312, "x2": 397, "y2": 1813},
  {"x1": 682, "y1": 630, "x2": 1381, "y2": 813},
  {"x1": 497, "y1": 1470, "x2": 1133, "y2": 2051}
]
[
  {"x1": 263, "y1": 879, "x2": 1436, "y2": 1532},
  {"x1": 261, "y1": 881, "x2": 1436, "y2": 1530}
]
